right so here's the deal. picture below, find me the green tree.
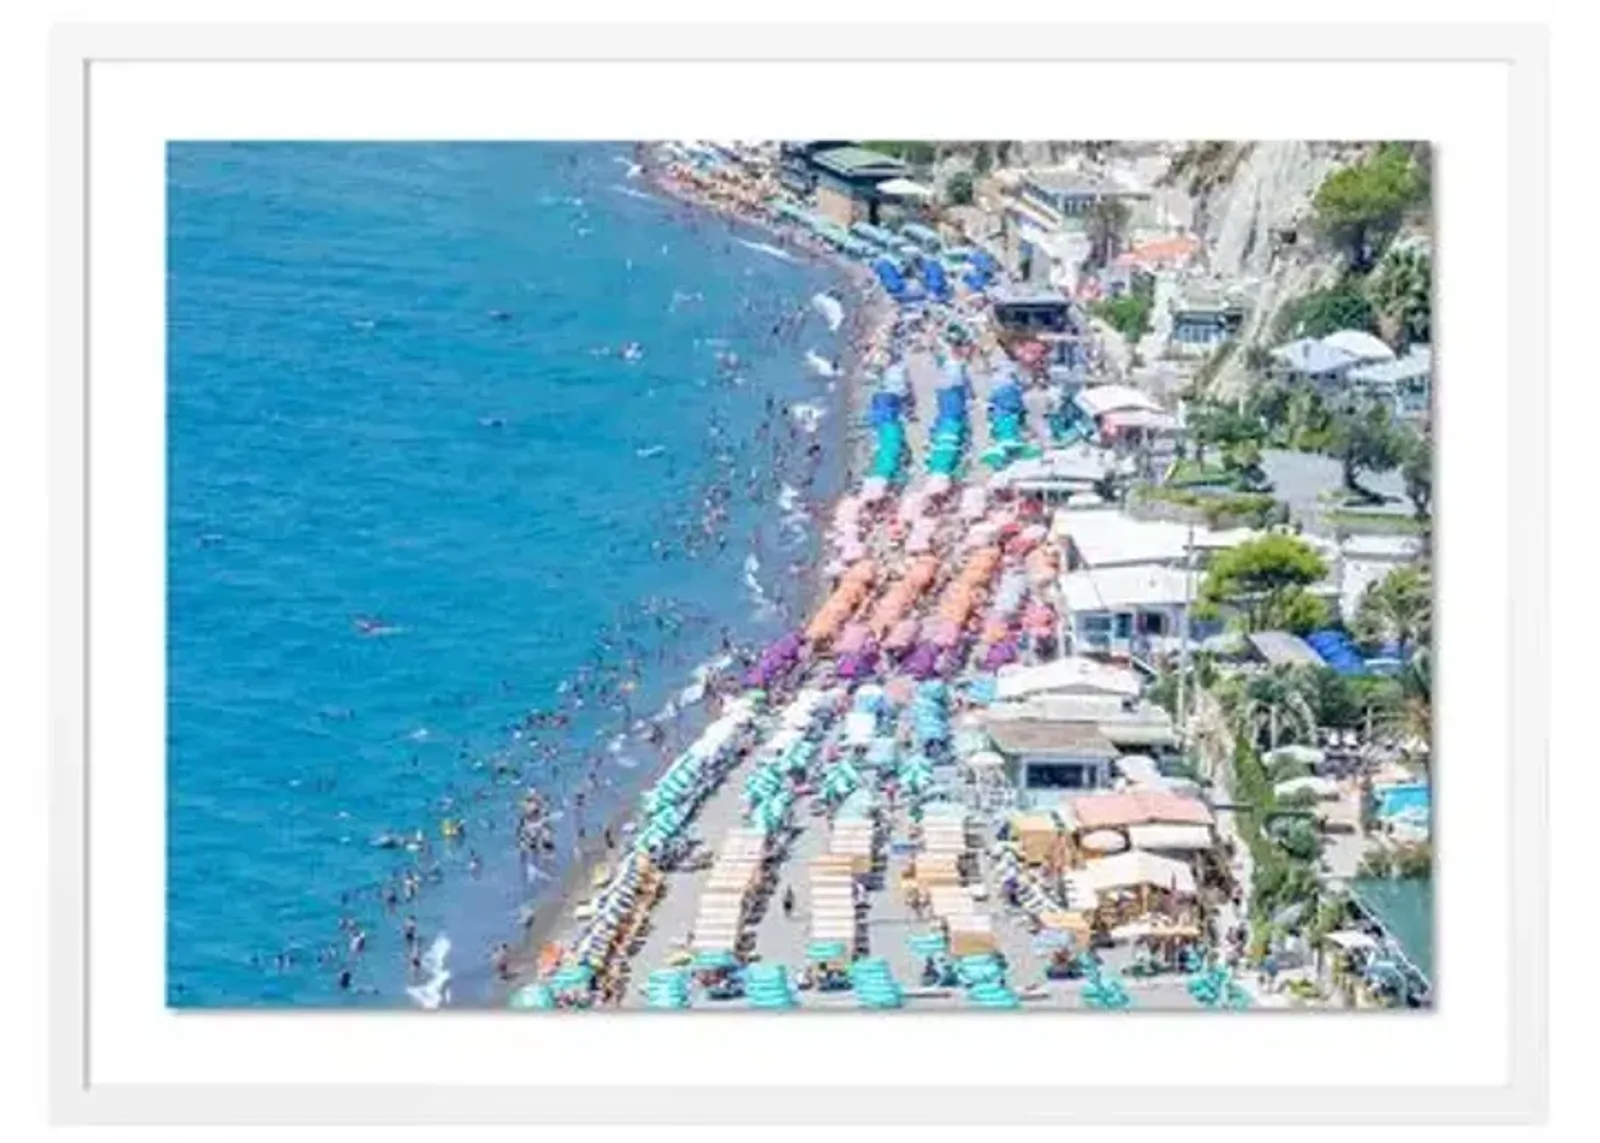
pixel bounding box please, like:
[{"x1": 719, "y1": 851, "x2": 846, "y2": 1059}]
[
  {"x1": 1233, "y1": 665, "x2": 1320, "y2": 751},
  {"x1": 1353, "y1": 564, "x2": 1431, "y2": 660},
  {"x1": 944, "y1": 169, "x2": 975, "y2": 206},
  {"x1": 1272, "y1": 816, "x2": 1321, "y2": 861},
  {"x1": 1090, "y1": 292, "x2": 1152, "y2": 344},
  {"x1": 1367, "y1": 243, "x2": 1432, "y2": 350},
  {"x1": 1201, "y1": 535, "x2": 1329, "y2": 632},
  {"x1": 1186, "y1": 400, "x2": 1262, "y2": 470},
  {"x1": 971, "y1": 142, "x2": 994, "y2": 175},
  {"x1": 1272, "y1": 282, "x2": 1379, "y2": 342},
  {"x1": 1307, "y1": 670, "x2": 1402, "y2": 734},
  {"x1": 1312, "y1": 144, "x2": 1426, "y2": 272},
  {"x1": 1380, "y1": 650, "x2": 1433, "y2": 763},
  {"x1": 1398, "y1": 428, "x2": 1432, "y2": 521},
  {"x1": 1328, "y1": 402, "x2": 1404, "y2": 501},
  {"x1": 1087, "y1": 196, "x2": 1132, "y2": 267}
]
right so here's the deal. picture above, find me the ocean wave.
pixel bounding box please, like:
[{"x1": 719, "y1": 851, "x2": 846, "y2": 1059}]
[
  {"x1": 811, "y1": 292, "x2": 845, "y2": 332},
  {"x1": 743, "y1": 553, "x2": 777, "y2": 618},
  {"x1": 610, "y1": 184, "x2": 655, "y2": 202},
  {"x1": 805, "y1": 350, "x2": 839, "y2": 378},
  {"x1": 405, "y1": 933, "x2": 452, "y2": 1009},
  {"x1": 736, "y1": 238, "x2": 799, "y2": 263},
  {"x1": 788, "y1": 401, "x2": 826, "y2": 433},
  {"x1": 777, "y1": 483, "x2": 809, "y2": 539}
]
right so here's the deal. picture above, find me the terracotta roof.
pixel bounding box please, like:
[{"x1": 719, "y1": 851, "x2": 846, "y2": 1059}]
[
  {"x1": 1114, "y1": 234, "x2": 1200, "y2": 267},
  {"x1": 1068, "y1": 790, "x2": 1215, "y2": 831}
]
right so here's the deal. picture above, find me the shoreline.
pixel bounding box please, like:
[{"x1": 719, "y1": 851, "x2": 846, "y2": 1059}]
[{"x1": 497, "y1": 156, "x2": 897, "y2": 1002}]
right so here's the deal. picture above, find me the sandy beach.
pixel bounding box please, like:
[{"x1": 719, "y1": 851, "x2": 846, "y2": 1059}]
[{"x1": 505, "y1": 142, "x2": 1235, "y2": 1014}]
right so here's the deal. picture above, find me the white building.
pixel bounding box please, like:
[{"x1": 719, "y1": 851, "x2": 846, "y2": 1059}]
[
  {"x1": 1346, "y1": 345, "x2": 1432, "y2": 422},
  {"x1": 1052, "y1": 510, "x2": 1260, "y2": 572},
  {"x1": 1058, "y1": 564, "x2": 1215, "y2": 658}
]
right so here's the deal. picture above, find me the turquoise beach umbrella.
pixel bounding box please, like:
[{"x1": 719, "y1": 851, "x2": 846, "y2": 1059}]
[
  {"x1": 509, "y1": 983, "x2": 556, "y2": 1010},
  {"x1": 693, "y1": 949, "x2": 738, "y2": 971},
  {"x1": 807, "y1": 939, "x2": 849, "y2": 963}
]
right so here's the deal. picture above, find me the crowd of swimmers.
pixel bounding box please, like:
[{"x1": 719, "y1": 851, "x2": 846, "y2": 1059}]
[{"x1": 242, "y1": 145, "x2": 900, "y2": 1003}]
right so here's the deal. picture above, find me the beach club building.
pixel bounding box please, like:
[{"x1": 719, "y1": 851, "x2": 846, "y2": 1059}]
[
  {"x1": 981, "y1": 718, "x2": 1123, "y2": 800},
  {"x1": 803, "y1": 146, "x2": 912, "y2": 227},
  {"x1": 777, "y1": 140, "x2": 851, "y2": 196}
]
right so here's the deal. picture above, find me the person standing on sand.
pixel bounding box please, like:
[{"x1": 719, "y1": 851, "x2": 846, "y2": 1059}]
[{"x1": 782, "y1": 885, "x2": 796, "y2": 919}]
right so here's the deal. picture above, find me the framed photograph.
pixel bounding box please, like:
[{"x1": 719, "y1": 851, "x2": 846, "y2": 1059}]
[{"x1": 49, "y1": 20, "x2": 1548, "y2": 1124}]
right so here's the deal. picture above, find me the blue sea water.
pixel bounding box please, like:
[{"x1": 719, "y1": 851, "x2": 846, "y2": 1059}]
[{"x1": 167, "y1": 143, "x2": 848, "y2": 1007}]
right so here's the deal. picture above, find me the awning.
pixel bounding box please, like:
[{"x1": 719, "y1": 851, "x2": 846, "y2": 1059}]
[
  {"x1": 878, "y1": 177, "x2": 935, "y2": 200},
  {"x1": 1326, "y1": 929, "x2": 1380, "y2": 952}
]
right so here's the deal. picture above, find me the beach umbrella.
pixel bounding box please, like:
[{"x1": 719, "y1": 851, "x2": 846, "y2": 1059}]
[
  {"x1": 692, "y1": 949, "x2": 738, "y2": 971},
  {"x1": 1081, "y1": 969, "x2": 1133, "y2": 1010},
  {"x1": 509, "y1": 983, "x2": 557, "y2": 1010},
  {"x1": 807, "y1": 939, "x2": 849, "y2": 963}
]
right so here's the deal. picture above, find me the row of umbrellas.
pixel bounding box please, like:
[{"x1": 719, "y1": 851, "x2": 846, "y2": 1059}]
[
  {"x1": 634, "y1": 698, "x2": 760, "y2": 858},
  {"x1": 909, "y1": 679, "x2": 950, "y2": 748}
]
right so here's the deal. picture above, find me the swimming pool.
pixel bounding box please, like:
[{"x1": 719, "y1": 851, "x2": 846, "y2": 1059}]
[{"x1": 1376, "y1": 783, "x2": 1431, "y2": 820}]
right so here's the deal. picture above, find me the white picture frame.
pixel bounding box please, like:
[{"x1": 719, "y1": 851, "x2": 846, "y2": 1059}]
[{"x1": 49, "y1": 20, "x2": 1548, "y2": 1125}]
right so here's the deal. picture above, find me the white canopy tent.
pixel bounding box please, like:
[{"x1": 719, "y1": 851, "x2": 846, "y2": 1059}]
[{"x1": 1082, "y1": 849, "x2": 1197, "y2": 896}]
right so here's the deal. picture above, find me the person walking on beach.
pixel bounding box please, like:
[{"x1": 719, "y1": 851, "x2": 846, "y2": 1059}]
[{"x1": 782, "y1": 885, "x2": 796, "y2": 919}]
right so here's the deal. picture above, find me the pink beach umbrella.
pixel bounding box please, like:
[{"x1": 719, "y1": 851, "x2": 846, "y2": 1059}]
[
  {"x1": 1023, "y1": 604, "x2": 1056, "y2": 634},
  {"x1": 836, "y1": 623, "x2": 872, "y2": 656},
  {"x1": 931, "y1": 618, "x2": 963, "y2": 650},
  {"x1": 885, "y1": 618, "x2": 920, "y2": 653}
]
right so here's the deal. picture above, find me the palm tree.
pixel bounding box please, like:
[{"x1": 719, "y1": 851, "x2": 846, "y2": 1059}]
[
  {"x1": 1367, "y1": 244, "x2": 1432, "y2": 351},
  {"x1": 1230, "y1": 665, "x2": 1320, "y2": 751},
  {"x1": 1380, "y1": 647, "x2": 1432, "y2": 766},
  {"x1": 1353, "y1": 565, "x2": 1431, "y2": 660}
]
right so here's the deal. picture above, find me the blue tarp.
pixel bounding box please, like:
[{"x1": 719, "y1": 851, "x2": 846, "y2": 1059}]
[{"x1": 1306, "y1": 628, "x2": 1366, "y2": 676}]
